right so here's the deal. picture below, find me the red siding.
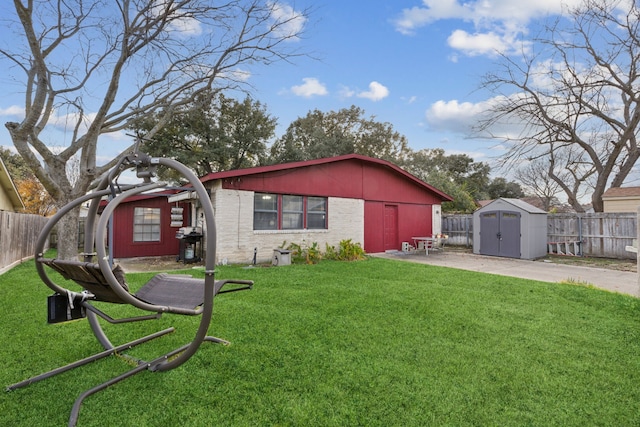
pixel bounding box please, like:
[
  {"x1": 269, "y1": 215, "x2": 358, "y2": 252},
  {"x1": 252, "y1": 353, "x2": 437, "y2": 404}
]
[
  {"x1": 365, "y1": 201, "x2": 432, "y2": 253},
  {"x1": 220, "y1": 158, "x2": 444, "y2": 254},
  {"x1": 110, "y1": 198, "x2": 189, "y2": 258},
  {"x1": 221, "y1": 158, "x2": 440, "y2": 204},
  {"x1": 398, "y1": 204, "x2": 432, "y2": 245},
  {"x1": 364, "y1": 201, "x2": 385, "y2": 253}
]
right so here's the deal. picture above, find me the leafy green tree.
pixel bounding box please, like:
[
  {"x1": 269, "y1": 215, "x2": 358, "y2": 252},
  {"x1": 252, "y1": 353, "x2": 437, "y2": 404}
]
[
  {"x1": 404, "y1": 148, "x2": 491, "y2": 211},
  {"x1": 485, "y1": 177, "x2": 525, "y2": 200},
  {"x1": 0, "y1": 147, "x2": 57, "y2": 215},
  {"x1": 133, "y1": 94, "x2": 276, "y2": 179},
  {"x1": 0, "y1": 147, "x2": 31, "y2": 180},
  {"x1": 407, "y1": 149, "x2": 490, "y2": 197},
  {"x1": 269, "y1": 105, "x2": 411, "y2": 163},
  {"x1": 426, "y1": 171, "x2": 478, "y2": 213}
]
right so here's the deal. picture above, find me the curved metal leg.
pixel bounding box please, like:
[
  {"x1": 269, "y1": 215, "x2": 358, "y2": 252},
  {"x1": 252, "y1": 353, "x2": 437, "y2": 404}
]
[
  {"x1": 87, "y1": 310, "x2": 114, "y2": 351},
  {"x1": 6, "y1": 328, "x2": 175, "y2": 392}
]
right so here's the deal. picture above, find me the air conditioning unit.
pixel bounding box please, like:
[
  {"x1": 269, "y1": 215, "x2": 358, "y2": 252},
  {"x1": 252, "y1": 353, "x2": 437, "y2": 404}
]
[
  {"x1": 272, "y1": 249, "x2": 291, "y2": 266},
  {"x1": 170, "y1": 207, "x2": 184, "y2": 227}
]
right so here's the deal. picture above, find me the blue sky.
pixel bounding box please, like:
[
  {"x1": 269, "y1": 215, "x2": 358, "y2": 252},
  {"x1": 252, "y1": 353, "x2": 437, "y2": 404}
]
[
  {"x1": 249, "y1": 0, "x2": 501, "y2": 160},
  {"x1": 0, "y1": 0, "x2": 593, "y2": 169},
  {"x1": 245, "y1": 0, "x2": 587, "y2": 165}
]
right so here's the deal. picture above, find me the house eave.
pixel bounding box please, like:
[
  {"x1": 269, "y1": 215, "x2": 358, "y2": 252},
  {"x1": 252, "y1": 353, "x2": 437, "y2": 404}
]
[{"x1": 0, "y1": 158, "x2": 25, "y2": 211}]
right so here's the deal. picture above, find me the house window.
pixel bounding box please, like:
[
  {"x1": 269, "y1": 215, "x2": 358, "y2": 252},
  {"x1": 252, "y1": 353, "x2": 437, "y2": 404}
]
[
  {"x1": 133, "y1": 207, "x2": 161, "y2": 242},
  {"x1": 282, "y1": 195, "x2": 303, "y2": 229},
  {"x1": 254, "y1": 193, "x2": 278, "y2": 230},
  {"x1": 253, "y1": 193, "x2": 328, "y2": 230},
  {"x1": 307, "y1": 196, "x2": 327, "y2": 229}
]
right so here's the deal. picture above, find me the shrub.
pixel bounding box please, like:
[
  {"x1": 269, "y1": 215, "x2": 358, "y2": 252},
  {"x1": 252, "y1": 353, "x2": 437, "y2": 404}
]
[
  {"x1": 284, "y1": 241, "x2": 322, "y2": 264},
  {"x1": 325, "y1": 239, "x2": 366, "y2": 261},
  {"x1": 280, "y1": 239, "x2": 366, "y2": 264}
]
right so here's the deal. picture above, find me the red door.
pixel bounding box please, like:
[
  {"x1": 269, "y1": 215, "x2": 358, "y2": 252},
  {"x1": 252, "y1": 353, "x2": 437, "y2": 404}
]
[{"x1": 383, "y1": 205, "x2": 398, "y2": 251}]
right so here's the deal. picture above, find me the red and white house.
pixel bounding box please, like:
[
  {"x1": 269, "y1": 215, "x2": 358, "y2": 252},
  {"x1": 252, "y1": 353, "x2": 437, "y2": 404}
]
[
  {"x1": 107, "y1": 154, "x2": 452, "y2": 263},
  {"x1": 197, "y1": 154, "x2": 451, "y2": 263},
  {"x1": 104, "y1": 192, "x2": 192, "y2": 259}
]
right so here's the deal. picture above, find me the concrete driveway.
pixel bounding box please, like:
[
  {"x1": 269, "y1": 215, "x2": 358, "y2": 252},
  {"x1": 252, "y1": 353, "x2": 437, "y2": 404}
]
[{"x1": 372, "y1": 250, "x2": 639, "y2": 297}]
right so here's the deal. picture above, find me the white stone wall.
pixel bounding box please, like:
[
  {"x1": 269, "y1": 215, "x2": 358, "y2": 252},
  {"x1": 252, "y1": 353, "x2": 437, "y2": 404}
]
[{"x1": 210, "y1": 186, "x2": 364, "y2": 264}]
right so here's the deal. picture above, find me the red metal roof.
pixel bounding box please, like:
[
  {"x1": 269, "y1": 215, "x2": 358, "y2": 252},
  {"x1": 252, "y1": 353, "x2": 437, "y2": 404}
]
[{"x1": 200, "y1": 154, "x2": 453, "y2": 201}]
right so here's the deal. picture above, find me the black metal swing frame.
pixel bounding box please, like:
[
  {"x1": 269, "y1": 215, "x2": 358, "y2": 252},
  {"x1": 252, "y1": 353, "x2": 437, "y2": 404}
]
[{"x1": 6, "y1": 152, "x2": 252, "y2": 426}]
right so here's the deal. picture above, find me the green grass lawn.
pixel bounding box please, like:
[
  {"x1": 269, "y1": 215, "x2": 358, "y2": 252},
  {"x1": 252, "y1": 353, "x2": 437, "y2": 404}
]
[{"x1": 1, "y1": 257, "x2": 639, "y2": 426}]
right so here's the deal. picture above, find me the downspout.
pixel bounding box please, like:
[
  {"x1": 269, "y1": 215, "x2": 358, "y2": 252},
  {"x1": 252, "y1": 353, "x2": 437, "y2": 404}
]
[{"x1": 237, "y1": 190, "x2": 242, "y2": 249}]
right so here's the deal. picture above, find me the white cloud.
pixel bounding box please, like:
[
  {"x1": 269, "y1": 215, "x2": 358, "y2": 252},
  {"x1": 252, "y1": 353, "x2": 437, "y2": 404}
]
[
  {"x1": 394, "y1": 0, "x2": 579, "y2": 34},
  {"x1": 393, "y1": 0, "x2": 472, "y2": 36},
  {"x1": 268, "y1": 2, "x2": 307, "y2": 41},
  {"x1": 426, "y1": 96, "x2": 540, "y2": 141},
  {"x1": 223, "y1": 68, "x2": 252, "y2": 82},
  {"x1": 291, "y1": 77, "x2": 328, "y2": 97},
  {"x1": 338, "y1": 85, "x2": 356, "y2": 99},
  {"x1": 425, "y1": 98, "x2": 496, "y2": 133},
  {"x1": 445, "y1": 148, "x2": 490, "y2": 160},
  {"x1": 357, "y1": 81, "x2": 389, "y2": 101},
  {"x1": 448, "y1": 30, "x2": 513, "y2": 57},
  {"x1": 392, "y1": 0, "x2": 588, "y2": 57},
  {"x1": 168, "y1": 16, "x2": 202, "y2": 36},
  {"x1": 150, "y1": 3, "x2": 203, "y2": 37},
  {"x1": 0, "y1": 105, "x2": 24, "y2": 117},
  {"x1": 48, "y1": 110, "x2": 93, "y2": 132}
]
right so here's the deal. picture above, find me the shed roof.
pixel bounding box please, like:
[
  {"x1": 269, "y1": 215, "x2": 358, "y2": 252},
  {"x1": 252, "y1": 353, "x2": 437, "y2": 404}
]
[
  {"x1": 0, "y1": 157, "x2": 25, "y2": 211},
  {"x1": 478, "y1": 197, "x2": 562, "y2": 212},
  {"x1": 602, "y1": 186, "x2": 640, "y2": 199},
  {"x1": 477, "y1": 197, "x2": 547, "y2": 214},
  {"x1": 200, "y1": 154, "x2": 453, "y2": 201}
]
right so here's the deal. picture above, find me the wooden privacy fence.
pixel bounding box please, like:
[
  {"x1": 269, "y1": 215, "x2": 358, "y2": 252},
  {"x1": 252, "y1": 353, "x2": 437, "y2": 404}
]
[
  {"x1": 442, "y1": 212, "x2": 639, "y2": 259},
  {"x1": 441, "y1": 214, "x2": 474, "y2": 247},
  {"x1": 547, "y1": 213, "x2": 637, "y2": 259},
  {"x1": 0, "y1": 211, "x2": 49, "y2": 274}
]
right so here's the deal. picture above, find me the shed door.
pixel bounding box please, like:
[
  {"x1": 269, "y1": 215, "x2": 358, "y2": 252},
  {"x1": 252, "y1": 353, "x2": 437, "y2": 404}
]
[
  {"x1": 479, "y1": 212, "x2": 500, "y2": 256},
  {"x1": 479, "y1": 210, "x2": 521, "y2": 258},
  {"x1": 383, "y1": 205, "x2": 398, "y2": 251}
]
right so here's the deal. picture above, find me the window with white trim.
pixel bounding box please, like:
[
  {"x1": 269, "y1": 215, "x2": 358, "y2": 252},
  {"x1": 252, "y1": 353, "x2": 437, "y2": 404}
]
[{"x1": 133, "y1": 207, "x2": 161, "y2": 242}]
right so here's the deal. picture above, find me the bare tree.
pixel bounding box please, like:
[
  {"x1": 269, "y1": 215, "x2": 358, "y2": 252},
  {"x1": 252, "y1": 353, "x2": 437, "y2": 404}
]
[
  {"x1": 1, "y1": 0, "x2": 309, "y2": 258},
  {"x1": 477, "y1": 0, "x2": 640, "y2": 212},
  {"x1": 515, "y1": 158, "x2": 565, "y2": 211}
]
